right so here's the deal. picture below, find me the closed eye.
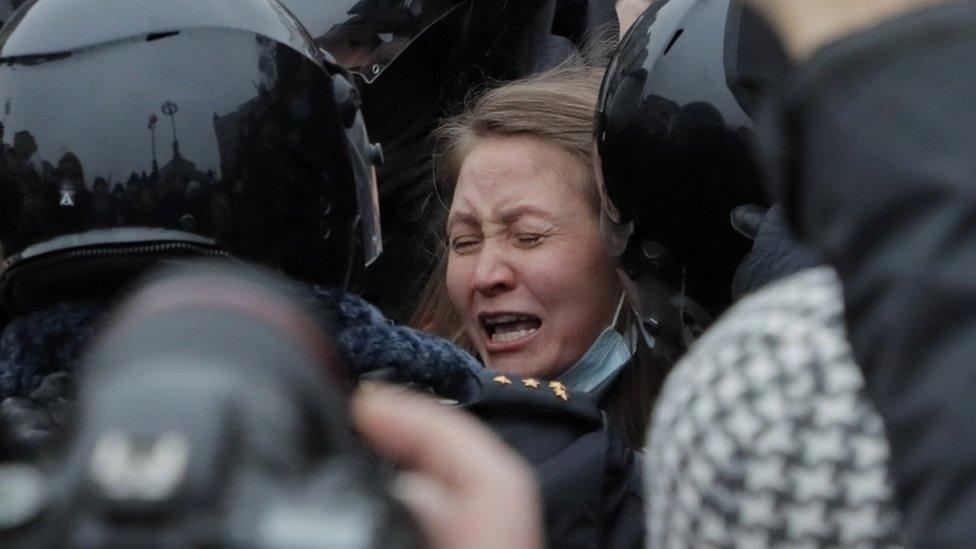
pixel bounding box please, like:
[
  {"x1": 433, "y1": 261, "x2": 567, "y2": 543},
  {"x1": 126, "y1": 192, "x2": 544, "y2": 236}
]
[
  {"x1": 515, "y1": 233, "x2": 545, "y2": 247},
  {"x1": 450, "y1": 236, "x2": 481, "y2": 253}
]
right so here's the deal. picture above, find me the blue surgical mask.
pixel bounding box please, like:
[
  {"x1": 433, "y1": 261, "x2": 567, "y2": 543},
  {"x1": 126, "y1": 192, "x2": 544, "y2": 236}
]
[{"x1": 558, "y1": 294, "x2": 651, "y2": 397}]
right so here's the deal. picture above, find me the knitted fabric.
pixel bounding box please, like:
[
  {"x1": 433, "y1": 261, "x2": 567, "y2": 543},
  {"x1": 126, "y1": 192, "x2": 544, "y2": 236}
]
[
  {"x1": 308, "y1": 286, "x2": 481, "y2": 395},
  {"x1": 0, "y1": 287, "x2": 482, "y2": 401},
  {"x1": 646, "y1": 267, "x2": 902, "y2": 547},
  {"x1": 0, "y1": 301, "x2": 106, "y2": 400}
]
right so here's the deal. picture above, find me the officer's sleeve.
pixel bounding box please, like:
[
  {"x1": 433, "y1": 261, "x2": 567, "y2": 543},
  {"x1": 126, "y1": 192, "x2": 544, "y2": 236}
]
[{"x1": 761, "y1": 3, "x2": 976, "y2": 546}]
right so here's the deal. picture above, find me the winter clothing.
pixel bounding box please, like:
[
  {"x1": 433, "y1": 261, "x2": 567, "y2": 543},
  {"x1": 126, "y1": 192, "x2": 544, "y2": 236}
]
[
  {"x1": 0, "y1": 301, "x2": 104, "y2": 401},
  {"x1": 646, "y1": 267, "x2": 901, "y2": 547},
  {"x1": 0, "y1": 302, "x2": 104, "y2": 458},
  {"x1": 731, "y1": 204, "x2": 823, "y2": 300},
  {"x1": 759, "y1": 2, "x2": 976, "y2": 545},
  {"x1": 1, "y1": 284, "x2": 644, "y2": 548},
  {"x1": 311, "y1": 287, "x2": 645, "y2": 548}
]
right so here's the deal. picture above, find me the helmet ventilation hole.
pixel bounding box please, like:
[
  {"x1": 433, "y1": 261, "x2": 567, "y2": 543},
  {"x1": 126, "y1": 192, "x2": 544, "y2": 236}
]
[
  {"x1": 146, "y1": 31, "x2": 180, "y2": 42},
  {"x1": 663, "y1": 29, "x2": 683, "y2": 55}
]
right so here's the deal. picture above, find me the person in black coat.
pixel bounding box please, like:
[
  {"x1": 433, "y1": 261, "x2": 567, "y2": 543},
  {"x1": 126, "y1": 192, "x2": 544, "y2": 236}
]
[
  {"x1": 1, "y1": 282, "x2": 644, "y2": 548},
  {"x1": 747, "y1": 0, "x2": 976, "y2": 546},
  {"x1": 0, "y1": 1, "x2": 643, "y2": 546},
  {"x1": 596, "y1": 2, "x2": 902, "y2": 545}
]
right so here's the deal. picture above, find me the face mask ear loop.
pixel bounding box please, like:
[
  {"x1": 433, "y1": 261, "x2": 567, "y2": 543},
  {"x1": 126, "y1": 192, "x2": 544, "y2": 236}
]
[
  {"x1": 613, "y1": 290, "x2": 648, "y2": 353},
  {"x1": 602, "y1": 290, "x2": 638, "y2": 354},
  {"x1": 611, "y1": 290, "x2": 627, "y2": 330}
]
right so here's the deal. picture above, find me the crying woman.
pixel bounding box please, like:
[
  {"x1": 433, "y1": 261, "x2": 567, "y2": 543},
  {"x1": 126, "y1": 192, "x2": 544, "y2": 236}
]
[{"x1": 410, "y1": 59, "x2": 674, "y2": 447}]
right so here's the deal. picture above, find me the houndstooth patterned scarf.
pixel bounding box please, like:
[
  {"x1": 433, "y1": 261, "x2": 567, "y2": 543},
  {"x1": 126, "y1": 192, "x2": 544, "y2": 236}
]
[{"x1": 645, "y1": 267, "x2": 902, "y2": 547}]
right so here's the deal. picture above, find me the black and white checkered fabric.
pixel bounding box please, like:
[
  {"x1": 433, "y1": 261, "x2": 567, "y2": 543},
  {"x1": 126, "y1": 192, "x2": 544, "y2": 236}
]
[{"x1": 645, "y1": 267, "x2": 902, "y2": 547}]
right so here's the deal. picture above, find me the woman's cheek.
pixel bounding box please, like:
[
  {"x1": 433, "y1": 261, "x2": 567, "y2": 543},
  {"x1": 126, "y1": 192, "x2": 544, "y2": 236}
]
[
  {"x1": 524, "y1": 244, "x2": 577, "y2": 292},
  {"x1": 445, "y1": 257, "x2": 471, "y2": 309}
]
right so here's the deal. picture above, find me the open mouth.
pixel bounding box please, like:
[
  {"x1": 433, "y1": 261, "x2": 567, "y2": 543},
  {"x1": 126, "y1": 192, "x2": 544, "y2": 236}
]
[{"x1": 480, "y1": 313, "x2": 542, "y2": 344}]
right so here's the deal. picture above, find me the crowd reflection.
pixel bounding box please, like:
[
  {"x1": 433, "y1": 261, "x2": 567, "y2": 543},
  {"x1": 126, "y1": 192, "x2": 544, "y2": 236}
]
[
  {"x1": 0, "y1": 33, "x2": 349, "y2": 272},
  {"x1": 0, "y1": 122, "x2": 234, "y2": 253}
]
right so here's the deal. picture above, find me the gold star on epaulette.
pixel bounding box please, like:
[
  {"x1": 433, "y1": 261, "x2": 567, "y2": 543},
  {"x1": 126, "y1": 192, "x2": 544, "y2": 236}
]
[
  {"x1": 548, "y1": 381, "x2": 567, "y2": 392},
  {"x1": 553, "y1": 388, "x2": 569, "y2": 401},
  {"x1": 492, "y1": 375, "x2": 512, "y2": 385},
  {"x1": 522, "y1": 378, "x2": 541, "y2": 389}
]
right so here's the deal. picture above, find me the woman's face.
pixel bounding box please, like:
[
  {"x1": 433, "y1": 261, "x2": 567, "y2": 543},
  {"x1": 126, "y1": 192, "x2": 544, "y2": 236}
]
[{"x1": 446, "y1": 136, "x2": 621, "y2": 379}]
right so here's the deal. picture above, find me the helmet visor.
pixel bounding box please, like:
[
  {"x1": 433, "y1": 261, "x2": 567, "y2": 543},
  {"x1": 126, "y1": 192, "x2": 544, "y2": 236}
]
[
  {"x1": 0, "y1": 28, "x2": 373, "y2": 284},
  {"x1": 280, "y1": 0, "x2": 465, "y2": 82}
]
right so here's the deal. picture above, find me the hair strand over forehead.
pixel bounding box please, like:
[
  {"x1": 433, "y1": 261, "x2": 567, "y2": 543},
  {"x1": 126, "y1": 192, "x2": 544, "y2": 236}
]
[{"x1": 432, "y1": 50, "x2": 609, "y2": 206}]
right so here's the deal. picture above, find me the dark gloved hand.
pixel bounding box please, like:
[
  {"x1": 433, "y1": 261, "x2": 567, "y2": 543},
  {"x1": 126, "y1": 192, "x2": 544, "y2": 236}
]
[{"x1": 731, "y1": 203, "x2": 824, "y2": 299}]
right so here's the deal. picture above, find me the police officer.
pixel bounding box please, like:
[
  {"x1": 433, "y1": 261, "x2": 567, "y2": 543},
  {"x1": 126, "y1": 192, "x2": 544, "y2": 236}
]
[
  {"x1": 594, "y1": 0, "x2": 791, "y2": 353},
  {"x1": 597, "y1": 1, "x2": 901, "y2": 546},
  {"x1": 0, "y1": 0, "x2": 383, "y2": 455},
  {"x1": 0, "y1": 3, "x2": 643, "y2": 546},
  {"x1": 748, "y1": 1, "x2": 976, "y2": 546}
]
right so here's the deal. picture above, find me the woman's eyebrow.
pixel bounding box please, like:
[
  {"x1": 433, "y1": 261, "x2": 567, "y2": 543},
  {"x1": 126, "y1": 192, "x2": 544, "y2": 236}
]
[
  {"x1": 446, "y1": 211, "x2": 478, "y2": 230},
  {"x1": 497, "y1": 205, "x2": 553, "y2": 224}
]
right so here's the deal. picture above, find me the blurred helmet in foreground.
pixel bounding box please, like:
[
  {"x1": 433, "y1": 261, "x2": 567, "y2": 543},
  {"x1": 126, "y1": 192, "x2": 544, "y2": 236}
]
[{"x1": 0, "y1": 0, "x2": 384, "y2": 315}]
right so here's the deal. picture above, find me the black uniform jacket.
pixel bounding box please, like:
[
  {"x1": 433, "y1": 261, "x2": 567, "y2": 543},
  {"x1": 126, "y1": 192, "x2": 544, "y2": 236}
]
[
  {"x1": 463, "y1": 370, "x2": 644, "y2": 549},
  {"x1": 1, "y1": 288, "x2": 644, "y2": 548},
  {"x1": 760, "y1": 2, "x2": 976, "y2": 545}
]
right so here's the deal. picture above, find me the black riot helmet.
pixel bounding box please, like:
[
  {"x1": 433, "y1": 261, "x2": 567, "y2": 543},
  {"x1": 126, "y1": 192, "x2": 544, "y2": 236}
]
[
  {"x1": 0, "y1": 0, "x2": 25, "y2": 26},
  {"x1": 595, "y1": 0, "x2": 789, "y2": 334},
  {"x1": 0, "y1": 0, "x2": 383, "y2": 316},
  {"x1": 279, "y1": 0, "x2": 556, "y2": 85},
  {"x1": 277, "y1": 0, "x2": 557, "y2": 321},
  {"x1": 278, "y1": 0, "x2": 557, "y2": 202}
]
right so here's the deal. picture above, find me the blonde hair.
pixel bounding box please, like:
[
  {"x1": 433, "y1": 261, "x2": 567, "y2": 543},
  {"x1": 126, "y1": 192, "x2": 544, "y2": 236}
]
[
  {"x1": 432, "y1": 53, "x2": 607, "y2": 211},
  {"x1": 412, "y1": 53, "x2": 607, "y2": 351},
  {"x1": 412, "y1": 45, "x2": 672, "y2": 447}
]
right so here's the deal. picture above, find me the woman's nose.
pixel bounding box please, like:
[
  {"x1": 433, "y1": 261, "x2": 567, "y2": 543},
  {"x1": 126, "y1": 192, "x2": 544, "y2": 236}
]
[{"x1": 471, "y1": 246, "x2": 516, "y2": 297}]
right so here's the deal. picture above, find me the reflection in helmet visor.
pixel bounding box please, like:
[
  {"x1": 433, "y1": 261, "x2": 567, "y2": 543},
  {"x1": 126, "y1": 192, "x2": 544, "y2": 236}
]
[
  {"x1": 0, "y1": 28, "x2": 375, "y2": 285},
  {"x1": 281, "y1": 0, "x2": 464, "y2": 82}
]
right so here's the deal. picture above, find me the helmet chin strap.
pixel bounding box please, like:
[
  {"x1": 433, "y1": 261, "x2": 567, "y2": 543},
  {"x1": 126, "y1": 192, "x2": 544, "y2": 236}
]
[
  {"x1": 676, "y1": 267, "x2": 709, "y2": 346},
  {"x1": 631, "y1": 261, "x2": 711, "y2": 360},
  {"x1": 611, "y1": 290, "x2": 628, "y2": 332}
]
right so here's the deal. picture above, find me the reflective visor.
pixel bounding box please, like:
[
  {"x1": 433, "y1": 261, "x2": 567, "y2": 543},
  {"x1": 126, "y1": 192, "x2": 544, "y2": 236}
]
[
  {"x1": 281, "y1": 0, "x2": 464, "y2": 82},
  {"x1": 0, "y1": 30, "x2": 285, "y2": 193},
  {"x1": 0, "y1": 28, "x2": 378, "y2": 280}
]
